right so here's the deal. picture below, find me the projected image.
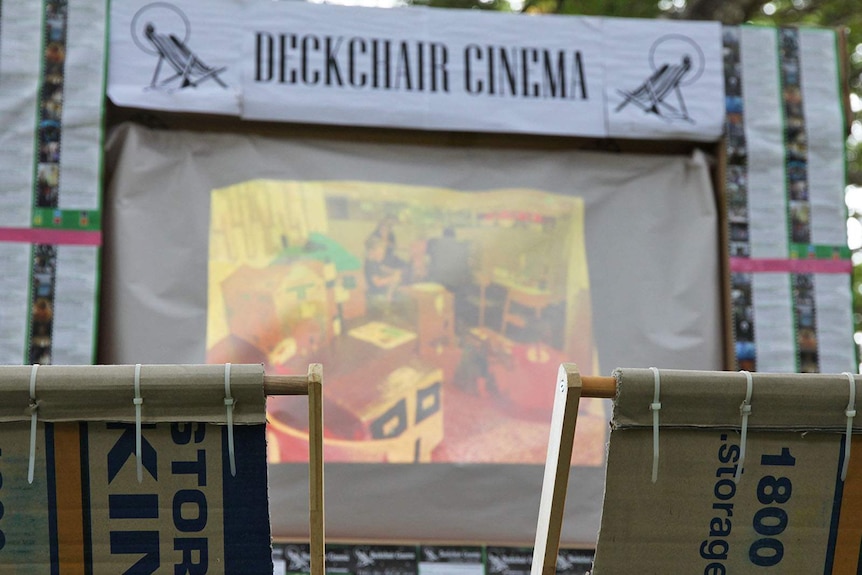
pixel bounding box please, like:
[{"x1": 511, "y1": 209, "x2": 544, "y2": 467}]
[{"x1": 206, "y1": 180, "x2": 604, "y2": 465}]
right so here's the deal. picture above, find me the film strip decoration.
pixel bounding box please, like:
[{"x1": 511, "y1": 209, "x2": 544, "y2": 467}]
[
  {"x1": 34, "y1": 0, "x2": 67, "y2": 210},
  {"x1": 27, "y1": 0, "x2": 69, "y2": 365},
  {"x1": 28, "y1": 245, "x2": 57, "y2": 364},
  {"x1": 272, "y1": 543, "x2": 594, "y2": 575},
  {"x1": 0, "y1": 0, "x2": 108, "y2": 366},
  {"x1": 726, "y1": 26, "x2": 853, "y2": 374},
  {"x1": 778, "y1": 27, "x2": 820, "y2": 373},
  {"x1": 723, "y1": 26, "x2": 756, "y2": 371}
]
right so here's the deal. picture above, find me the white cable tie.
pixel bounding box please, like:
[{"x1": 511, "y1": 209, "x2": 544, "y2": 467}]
[
  {"x1": 735, "y1": 370, "x2": 753, "y2": 483},
  {"x1": 842, "y1": 372, "x2": 857, "y2": 482},
  {"x1": 225, "y1": 363, "x2": 236, "y2": 477},
  {"x1": 134, "y1": 364, "x2": 143, "y2": 483},
  {"x1": 28, "y1": 364, "x2": 39, "y2": 485},
  {"x1": 649, "y1": 367, "x2": 661, "y2": 484}
]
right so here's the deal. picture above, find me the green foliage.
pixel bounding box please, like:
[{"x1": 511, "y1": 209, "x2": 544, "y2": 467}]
[
  {"x1": 521, "y1": 0, "x2": 660, "y2": 18},
  {"x1": 412, "y1": 0, "x2": 514, "y2": 11}
]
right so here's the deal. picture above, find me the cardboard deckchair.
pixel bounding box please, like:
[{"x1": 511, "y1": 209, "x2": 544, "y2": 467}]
[
  {"x1": 145, "y1": 24, "x2": 227, "y2": 89},
  {"x1": 533, "y1": 364, "x2": 862, "y2": 574},
  {"x1": 0, "y1": 363, "x2": 324, "y2": 575}
]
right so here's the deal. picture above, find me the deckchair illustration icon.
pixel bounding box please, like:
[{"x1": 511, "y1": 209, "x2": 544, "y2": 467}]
[
  {"x1": 615, "y1": 56, "x2": 694, "y2": 123},
  {"x1": 143, "y1": 23, "x2": 227, "y2": 90}
]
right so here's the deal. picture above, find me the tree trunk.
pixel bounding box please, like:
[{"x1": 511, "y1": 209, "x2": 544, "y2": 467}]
[{"x1": 678, "y1": 0, "x2": 765, "y2": 24}]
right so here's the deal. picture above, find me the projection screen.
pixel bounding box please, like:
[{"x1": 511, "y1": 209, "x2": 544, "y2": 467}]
[{"x1": 101, "y1": 122, "x2": 722, "y2": 545}]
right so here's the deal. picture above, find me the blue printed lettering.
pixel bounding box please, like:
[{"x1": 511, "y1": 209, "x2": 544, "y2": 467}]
[
  {"x1": 714, "y1": 478, "x2": 736, "y2": 501},
  {"x1": 107, "y1": 423, "x2": 158, "y2": 482},
  {"x1": 718, "y1": 443, "x2": 740, "y2": 464},
  {"x1": 109, "y1": 494, "x2": 159, "y2": 519},
  {"x1": 699, "y1": 538, "x2": 728, "y2": 560},
  {"x1": 174, "y1": 537, "x2": 208, "y2": 575},
  {"x1": 701, "y1": 434, "x2": 737, "y2": 574},
  {"x1": 171, "y1": 423, "x2": 206, "y2": 445},
  {"x1": 173, "y1": 489, "x2": 208, "y2": 532},
  {"x1": 709, "y1": 517, "x2": 731, "y2": 537},
  {"x1": 170, "y1": 425, "x2": 211, "y2": 572},
  {"x1": 747, "y1": 448, "x2": 795, "y2": 568},
  {"x1": 172, "y1": 450, "x2": 207, "y2": 487},
  {"x1": 110, "y1": 530, "x2": 160, "y2": 575}
]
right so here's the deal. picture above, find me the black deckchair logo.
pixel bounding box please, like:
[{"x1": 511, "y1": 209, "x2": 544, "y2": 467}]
[
  {"x1": 615, "y1": 34, "x2": 705, "y2": 123},
  {"x1": 131, "y1": 2, "x2": 227, "y2": 90}
]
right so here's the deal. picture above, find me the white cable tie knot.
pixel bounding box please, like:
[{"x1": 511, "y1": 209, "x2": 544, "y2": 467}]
[
  {"x1": 735, "y1": 370, "x2": 754, "y2": 483},
  {"x1": 842, "y1": 372, "x2": 857, "y2": 482},
  {"x1": 649, "y1": 367, "x2": 661, "y2": 484},
  {"x1": 28, "y1": 364, "x2": 40, "y2": 485},
  {"x1": 225, "y1": 363, "x2": 236, "y2": 477},
  {"x1": 134, "y1": 364, "x2": 144, "y2": 483}
]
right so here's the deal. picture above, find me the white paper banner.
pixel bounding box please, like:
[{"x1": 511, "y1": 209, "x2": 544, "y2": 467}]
[
  {"x1": 243, "y1": 4, "x2": 606, "y2": 136},
  {"x1": 800, "y1": 29, "x2": 846, "y2": 248},
  {"x1": 108, "y1": 1, "x2": 725, "y2": 141},
  {"x1": 0, "y1": 1, "x2": 42, "y2": 227},
  {"x1": 51, "y1": 245, "x2": 100, "y2": 365},
  {"x1": 109, "y1": 0, "x2": 243, "y2": 115},
  {"x1": 751, "y1": 273, "x2": 796, "y2": 373},
  {"x1": 741, "y1": 27, "x2": 788, "y2": 259},
  {"x1": 604, "y1": 18, "x2": 724, "y2": 141},
  {"x1": 0, "y1": 244, "x2": 31, "y2": 364},
  {"x1": 814, "y1": 273, "x2": 855, "y2": 373}
]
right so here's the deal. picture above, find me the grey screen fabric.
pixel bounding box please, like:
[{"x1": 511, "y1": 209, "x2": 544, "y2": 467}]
[{"x1": 102, "y1": 122, "x2": 721, "y2": 545}]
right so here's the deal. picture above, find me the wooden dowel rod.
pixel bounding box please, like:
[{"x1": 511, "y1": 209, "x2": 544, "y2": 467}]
[
  {"x1": 264, "y1": 374, "x2": 310, "y2": 396},
  {"x1": 265, "y1": 374, "x2": 616, "y2": 397},
  {"x1": 581, "y1": 376, "x2": 616, "y2": 399}
]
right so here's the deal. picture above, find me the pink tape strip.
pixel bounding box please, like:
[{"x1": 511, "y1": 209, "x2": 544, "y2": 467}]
[
  {"x1": 730, "y1": 257, "x2": 852, "y2": 274},
  {"x1": 0, "y1": 228, "x2": 101, "y2": 246}
]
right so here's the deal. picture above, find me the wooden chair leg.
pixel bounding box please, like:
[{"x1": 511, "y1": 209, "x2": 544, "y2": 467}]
[
  {"x1": 307, "y1": 364, "x2": 325, "y2": 575},
  {"x1": 531, "y1": 363, "x2": 582, "y2": 575}
]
